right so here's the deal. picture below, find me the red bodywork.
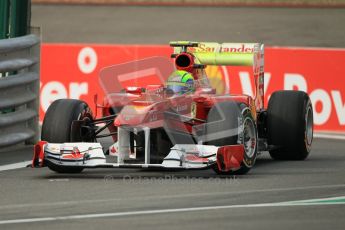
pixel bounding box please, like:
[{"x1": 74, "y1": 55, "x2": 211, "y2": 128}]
[{"x1": 96, "y1": 49, "x2": 261, "y2": 172}]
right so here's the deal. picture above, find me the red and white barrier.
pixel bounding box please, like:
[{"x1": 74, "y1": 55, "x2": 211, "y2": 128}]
[{"x1": 40, "y1": 44, "x2": 345, "y2": 132}]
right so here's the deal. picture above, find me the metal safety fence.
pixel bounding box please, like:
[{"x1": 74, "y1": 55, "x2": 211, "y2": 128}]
[{"x1": 0, "y1": 34, "x2": 40, "y2": 148}]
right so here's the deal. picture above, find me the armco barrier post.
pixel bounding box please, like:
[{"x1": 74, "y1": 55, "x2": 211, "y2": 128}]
[
  {"x1": 27, "y1": 30, "x2": 40, "y2": 145},
  {"x1": 0, "y1": 35, "x2": 40, "y2": 148}
]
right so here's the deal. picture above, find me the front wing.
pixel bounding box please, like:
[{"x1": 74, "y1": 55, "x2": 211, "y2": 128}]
[{"x1": 32, "y1": 141, "x2": 245, "y2": 172}]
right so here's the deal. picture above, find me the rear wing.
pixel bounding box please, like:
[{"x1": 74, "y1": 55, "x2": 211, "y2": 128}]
[
  {"x1": 170, "y1": 41, "x2": 264, "y2": 74},
  {"x1": 170, "y1": 41, "x2": 265, "y2": 110}
]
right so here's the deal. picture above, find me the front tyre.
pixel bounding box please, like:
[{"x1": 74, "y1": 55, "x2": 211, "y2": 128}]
[
  {"x1": 41, "y1": 99, "x2": 94, "y2": 173},
  {"x1": 204, "y1": 102, "x2": 258, "y2": 175},
  {"x1": 267, "y1": 90, "x2": 313, "y2": 160}
]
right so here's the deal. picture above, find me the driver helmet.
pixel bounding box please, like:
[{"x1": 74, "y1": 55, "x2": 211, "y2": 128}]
[{"x1": 166, "y1": 70, "x2": 195, "y2": 95}]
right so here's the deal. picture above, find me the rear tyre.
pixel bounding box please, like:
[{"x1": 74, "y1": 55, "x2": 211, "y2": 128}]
[
  {"x1": 41, "y1": 99, "x2": 93, "y2": 173},
  {"x1": 267, "y1": 90, "x2": 313, "y2": 160},
  {"x1": 204, "y1": 101, "x2": 257, "y2": 175}
]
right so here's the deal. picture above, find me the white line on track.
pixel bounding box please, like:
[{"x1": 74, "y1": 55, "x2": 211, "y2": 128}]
[
  {"x1": 0, "y1": 196, "x2": 344, "y2": 225},
  {"x1": 0, "y1": 161, "x2": 31, "y2": 172},
  {"x1": 314, "y1": 133, "x2": 345, "y2": 140},
  {"x1": 0, "y1": 184, "x2": 344, "y2": 210}
]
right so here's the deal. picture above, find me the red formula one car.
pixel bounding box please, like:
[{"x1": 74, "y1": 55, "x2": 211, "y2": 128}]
[{"x1": 33, "y1": 41, "x2": 313, "y2": 175}]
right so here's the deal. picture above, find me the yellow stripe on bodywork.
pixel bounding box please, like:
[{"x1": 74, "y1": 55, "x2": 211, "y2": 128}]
[{"x1": 194, "y1": 52, "x2": 254, "y2": 66}]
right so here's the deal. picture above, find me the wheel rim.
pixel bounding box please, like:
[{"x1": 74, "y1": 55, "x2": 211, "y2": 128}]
[
  {"x1": 306, "y1": 105, "x2": 313, "y2": 145},
  {"x1": 243, "y1": 117, "x2": 256, "y2": 158}
]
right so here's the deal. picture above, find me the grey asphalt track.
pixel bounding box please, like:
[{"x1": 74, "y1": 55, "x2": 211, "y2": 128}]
[
  {"x1": 0, "y1": 138, "x2": 345, "y2": 230},
  {"x1": 31, "y1": 5, "x2": 345, "y2": 47},
  {"x1": 1, "y1": 4, "x2": 344, "y2": 230}
]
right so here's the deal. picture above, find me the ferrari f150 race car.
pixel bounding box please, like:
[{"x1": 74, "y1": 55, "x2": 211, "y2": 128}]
[{"x1": 32, "y1": 41, "x2": 313, "y2": 175}]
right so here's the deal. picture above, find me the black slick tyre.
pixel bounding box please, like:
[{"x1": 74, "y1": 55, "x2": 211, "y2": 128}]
[
  {"x1": 204, "y1": 101, "x2": 258, "y2": 175},
  {"x1": 267, "y1": 90, "x2": 313, "y2": 160},
  {"x1": 41, "y1": 99, "x2": 93, "y2": 173}
]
